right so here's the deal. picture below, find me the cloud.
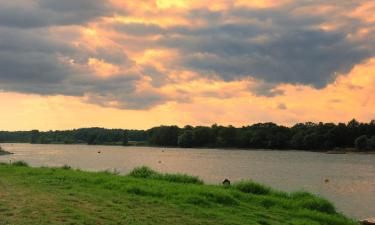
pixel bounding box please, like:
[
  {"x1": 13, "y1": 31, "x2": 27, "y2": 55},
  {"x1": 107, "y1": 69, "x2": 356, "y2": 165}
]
[
  {"x1": 0, "y1": 0, "x2": 374, "y2": 110},
  {"x1": 0, "y1": 26, "x2": 166, "y2": 109},
  {"x1": 0, "y1": 0, "x2": 114, "y2": 28}
]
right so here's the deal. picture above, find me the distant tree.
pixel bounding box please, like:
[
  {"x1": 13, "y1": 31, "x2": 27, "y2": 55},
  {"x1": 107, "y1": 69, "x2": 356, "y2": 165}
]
[
  {"x1": 217, "y1": 126, "x2": 237, "y2": 147},
  {"x1": 290, "y1": 132, "x2": 305, "y2": 149},
  {"x1": 369, "y1": 135, "x2": 375, "y2": 150},
  {"x1": 148, "y1": 126, "x2": 180, "y2": 146},
  {"x1": 88, "y1": 134, "x2": 98, "y2": 145},
  {"x1": 122, "y1": 131, "x2": 129, "y2": 146},
  {"x1": 178, "y1": 130, "x2": 194, "y2": 148},
  {"x1": 30, "y1": 130, "x2": 40, "y2": 144},
  {"x1": 192, "y1": 126, "x2": 213, "y2": 147},
  {"x1": 355, "y1": 135, "x2": 368, "y2": 151}
]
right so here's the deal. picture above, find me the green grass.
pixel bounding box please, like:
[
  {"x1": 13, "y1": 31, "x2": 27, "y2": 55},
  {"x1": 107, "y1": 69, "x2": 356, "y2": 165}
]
[{"x1": 0, "y1": 162, "x2": 358, "y2": 225}]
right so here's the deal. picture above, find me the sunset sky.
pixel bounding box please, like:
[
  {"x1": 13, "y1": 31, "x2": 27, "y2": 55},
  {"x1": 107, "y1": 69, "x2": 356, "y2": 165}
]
[{"x1": 0, "y1": 0, "x2": 374, "y2": 131}]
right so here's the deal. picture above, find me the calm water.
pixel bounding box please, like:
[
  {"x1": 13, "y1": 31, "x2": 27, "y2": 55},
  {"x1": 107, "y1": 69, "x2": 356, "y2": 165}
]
[{"x1": 0, "y1": 143, "x2": 374, "y2": 219}]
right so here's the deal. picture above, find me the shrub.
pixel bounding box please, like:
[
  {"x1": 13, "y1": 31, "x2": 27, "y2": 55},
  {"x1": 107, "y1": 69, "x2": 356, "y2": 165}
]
[
  {"x1": 11, "y1": 161, "x2": 29, "y2": 167},
  {"x1": 61, "y1": 165, "x2": 72, "y2": 170},
  {"x1": 234, "y1": 181, "x2": 271, "y2": 195},
  {"x1": 128, "y1": 167, "x2": 203, "y2": 184},
  {"x1": 128, "y1": 166, "x2": 158, "y2": 178},
  {"x1": 355, "y1": 135, "x2": 368, "y2": 150},
  {"x1": 291, "y1": 192, "x2": 336, "y2": 214},
  {"x1": 161, "y1": 173, "x2": 203, "y2": 185}
]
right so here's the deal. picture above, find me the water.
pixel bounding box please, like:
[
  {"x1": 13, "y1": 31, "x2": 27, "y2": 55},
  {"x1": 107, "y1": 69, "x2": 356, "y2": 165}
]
[{"x1": 0, "y1": 143, "x2": 374, "y2": 219}]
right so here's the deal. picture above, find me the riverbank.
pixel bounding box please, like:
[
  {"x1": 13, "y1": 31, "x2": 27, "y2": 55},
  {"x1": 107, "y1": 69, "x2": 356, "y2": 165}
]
[
  {"x1": 0, "y1": 146, "x2": 13, "y2": 156},
  {"x1": 0, "y1": 162, "x2": 358, "y2": 225}
]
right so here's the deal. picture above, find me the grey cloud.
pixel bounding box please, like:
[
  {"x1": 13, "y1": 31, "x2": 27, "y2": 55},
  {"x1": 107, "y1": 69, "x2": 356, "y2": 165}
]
[
  {"x1": 0, "y1": 0, "x2": 113, "y2": 28},
  {"x1": 0, "y1": 26, "x2": 167, "y2": 109},
  {"x1": 112, "y1": 1, "x2": 374, "y2": 93}
]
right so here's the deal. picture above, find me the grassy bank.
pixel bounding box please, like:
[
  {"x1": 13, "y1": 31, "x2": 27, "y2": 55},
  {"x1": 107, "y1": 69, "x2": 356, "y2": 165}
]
[{"x1": 0, "y1": 163, "x2": 357, "y2": 225}]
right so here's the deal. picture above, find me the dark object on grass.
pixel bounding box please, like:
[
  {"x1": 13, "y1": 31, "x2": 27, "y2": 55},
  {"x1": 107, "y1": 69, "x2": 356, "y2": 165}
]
[
  {"x1": 325, "y1": 179, "x2": 330, "y2": 183},
  {"x1": 222, "y1": 179, "x2": 231, "y2": 186},
  {"x1": 98, "y1": 151, "x2": 101, "y2": 154}
]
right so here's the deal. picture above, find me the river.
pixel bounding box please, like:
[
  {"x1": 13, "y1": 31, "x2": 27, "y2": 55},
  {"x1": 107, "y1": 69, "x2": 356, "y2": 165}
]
[{"x1": 0, "y1": 143, "x2": 374, "y2": 219}]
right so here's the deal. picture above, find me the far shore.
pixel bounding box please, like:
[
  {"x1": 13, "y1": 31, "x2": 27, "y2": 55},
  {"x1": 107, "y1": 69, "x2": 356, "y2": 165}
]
[
  {"x1": 0, "y1": 146, "x2": 13, "y2": 156},
  {"x1": 1, "y1": 142, "x2": 375, "y2": 154}
]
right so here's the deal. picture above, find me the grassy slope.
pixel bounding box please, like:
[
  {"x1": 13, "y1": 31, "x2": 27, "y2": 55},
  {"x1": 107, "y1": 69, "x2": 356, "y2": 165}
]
[{"x1": 0, "y1": 163, "x2": 358, "y2": 225}]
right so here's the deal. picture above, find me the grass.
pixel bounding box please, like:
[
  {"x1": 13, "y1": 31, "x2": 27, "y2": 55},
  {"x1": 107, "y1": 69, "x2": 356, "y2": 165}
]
[{"x1": 0, "y1": 162, "x2": 358, "y2": 225}]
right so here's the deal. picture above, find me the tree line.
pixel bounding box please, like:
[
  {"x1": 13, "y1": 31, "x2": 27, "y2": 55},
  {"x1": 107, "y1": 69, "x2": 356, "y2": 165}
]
[{"x1": 1, "y1": 119, "x2": 375, "y2": 151}]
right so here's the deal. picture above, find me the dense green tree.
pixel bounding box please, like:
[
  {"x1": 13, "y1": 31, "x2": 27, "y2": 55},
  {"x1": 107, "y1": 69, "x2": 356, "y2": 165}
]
[
  {"x1": 355, "y1": 135, "x2": 368, "y2": 151},
  {"x1": 1, "y1": 119, "x2": 375, "y2": 151},
  {"x1": 30, "y1": 130, "x2": 40, "y2": 144},
  {"x1": 122, "y1": 132, "x2": 129, "y2": 146},
  {"x1": 178, "y1": 130, "x2": 194, "y2": 148},
  {"x1": 369, "y1": 135, "x2": 375, "y2": 150},
  {"x1": 192, "y1": 126, "x2": 213, "y2": 147}
]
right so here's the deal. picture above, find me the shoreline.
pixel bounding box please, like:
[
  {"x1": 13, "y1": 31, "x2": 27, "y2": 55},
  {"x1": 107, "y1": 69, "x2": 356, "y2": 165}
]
[
  {"x1": 2, "y1": 142, "x2": 375, "y2": 154},
  {"x1": 0, "y1": 147, "x2": 13, "y2": 156}
]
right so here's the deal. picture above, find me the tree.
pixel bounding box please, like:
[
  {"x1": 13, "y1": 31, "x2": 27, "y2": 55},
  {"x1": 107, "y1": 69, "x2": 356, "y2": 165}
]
[
  {"x1": 355, "y1": 135, "x2": 368, "y2": 151},
  {"x1": 192, "y1": 126, "x2": 213, "y2": 147},
  {"x1": 88, "y1": 134, "x2": 98, "y2": 145},
  {"x1": 122, "y1": 131, "x2": 129, "y2": 146},
  {"x1": 30, "y1": 130, "x2": 40, "y2": 144},
  {"x1": 216, "y1": 126, "x2": 237, "y2": 147},
  {"x1": 290, "y1": 132, "x2": 305, "y2": 149},
  {"x1": 369, "y1": 135, "x2": 375, "y2": 150},
  {"x1": 178, "y1": 130, "x2": 194, "y2": 148}
]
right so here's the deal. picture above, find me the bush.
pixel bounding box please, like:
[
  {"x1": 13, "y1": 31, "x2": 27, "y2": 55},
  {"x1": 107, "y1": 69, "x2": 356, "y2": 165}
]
[
  {"x1": 162, "y1": 173, "x2": 203, "y2": 185},
  {"x1": 61, "y1": 165, "x2": 72, "y2": 170},
  {"x1": 355, "y1": 135, "x2": 368, "y2": 150},
  {"x1": 128, "y1": 167, "x2": 203, "y2": 184},
  {"x1": 291, "y1": 192, "x2": 336, "y2": 214},
  {"x1": 234, "y1": 181, "x2": 271, "y2": 195},
  {"x1": 11, "y1": 161, "x2": 29, "y2": 167},
  {"x1": 128, "y1": 166, "x2": 158, "y2": 178}
]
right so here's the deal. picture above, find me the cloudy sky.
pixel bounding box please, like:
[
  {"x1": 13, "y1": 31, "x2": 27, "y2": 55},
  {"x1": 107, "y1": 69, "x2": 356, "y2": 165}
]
[{"x1": 0, "y1": 0, "x2": 374, "y2": 130}]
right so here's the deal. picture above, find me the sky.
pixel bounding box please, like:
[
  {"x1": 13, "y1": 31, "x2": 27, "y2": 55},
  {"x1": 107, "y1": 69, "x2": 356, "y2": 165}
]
[{"x1": 0, "y1": 0, "x2": 374, "y2": 131}]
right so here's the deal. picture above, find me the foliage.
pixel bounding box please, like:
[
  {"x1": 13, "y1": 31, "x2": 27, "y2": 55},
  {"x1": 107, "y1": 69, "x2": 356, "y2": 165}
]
[
  {"x1": 1, "y1": 119, "x2": 375, "y2": 151},
  {"x1": 0, "y1": 164, "x2": 357, "y2": 225},
  {"x1": 355, "y1": 135, "x2": 368, "y2": 151},
  {"x1": 11, "y1": 161, "x2": 29, "y2": 167},
  {"x1": 234, "y1": 181, "x2": 272, "y2": 195},
  {"x1": 129, "y1": 166, "x2": 203, "y2": 184},
  {"x1": 291, "y1": 192, "x2": 336, "y2": 214},
  {"x1": 369, "y1": 135, "x2": 375, "y2": 150},
  {"x1": 178, "y1": 130, "x2": 194, "y2": 148}
]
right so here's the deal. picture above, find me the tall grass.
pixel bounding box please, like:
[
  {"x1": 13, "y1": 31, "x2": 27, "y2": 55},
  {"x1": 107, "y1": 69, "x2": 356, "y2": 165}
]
[
  {"x1": 129, "y1": 166, "x2": 204, "y2": 184},
  {"x1": 11, "y1": 161, "x2": 29, "y2": 167},
  {"x1": 234, "y1": 180, "x2": 272, "y2": 195}
]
